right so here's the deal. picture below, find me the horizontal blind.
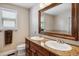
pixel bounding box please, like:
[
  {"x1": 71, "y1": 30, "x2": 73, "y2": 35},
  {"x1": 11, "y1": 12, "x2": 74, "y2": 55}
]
[{"x1": 1, "y1": 8, "x2": 17, "y2": 28}]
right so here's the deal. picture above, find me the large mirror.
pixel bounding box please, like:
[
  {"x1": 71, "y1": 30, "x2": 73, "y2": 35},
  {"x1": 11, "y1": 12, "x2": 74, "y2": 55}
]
[{"x1": 39, "y1": 3, "x2": 78, "y2": 40}]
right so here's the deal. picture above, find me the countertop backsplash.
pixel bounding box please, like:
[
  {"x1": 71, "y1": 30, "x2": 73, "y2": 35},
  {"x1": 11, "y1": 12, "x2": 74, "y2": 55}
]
[{"x1": 40, "y1": 34, "x2": 79, "y2": 46}]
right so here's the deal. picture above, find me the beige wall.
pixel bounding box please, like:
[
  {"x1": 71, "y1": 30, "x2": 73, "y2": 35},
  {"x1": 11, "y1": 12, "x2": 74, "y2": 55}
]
[
  {"x1": 43, "y1": 9, "x2": 71, "y2": 35},
  {"x1": 54, "y1": 10, "x2": 71, "y2": 34},
  {"x1": 0, "y1": 4, "x2": 29, "y2": 50},
  {"x1": 44, "y1": 13, "x2": 55, "y2": 31},
  {"x1": 29, "y1": 4, "x2": 40, "y2": 36}
]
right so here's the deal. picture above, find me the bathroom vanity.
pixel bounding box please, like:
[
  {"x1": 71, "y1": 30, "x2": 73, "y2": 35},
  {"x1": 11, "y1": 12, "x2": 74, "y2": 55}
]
[
  {"x1": 25, "y1": 3, "x2": 79, "y2": 56},
  {"x1": 25, "y1": 37, "x2": 79, "y2": 56},
  {"x1": 25, "y1": 38, "x2": 53, "y2": 56}
]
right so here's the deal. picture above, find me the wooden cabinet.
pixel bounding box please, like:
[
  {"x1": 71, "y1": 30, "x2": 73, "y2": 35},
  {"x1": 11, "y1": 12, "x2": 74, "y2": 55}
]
[
  {"x1": 49, "y1": 52, "x2": 58, "y2": 56},
  {"x1": 25, "y1": 38, "x2": 30, "y2": 56},
  {"x1": 30, "y1": 41, "x2": 49, "y2": 56},
  {"x1": 77, "y1": 4, "x2": 79, "y2": 40},
  {"x1": 30, "y1": 42, "x2": 37, "y2": 56},
  {"x1": 25, "y1": 38, "x2": 58, "y2": 56}
]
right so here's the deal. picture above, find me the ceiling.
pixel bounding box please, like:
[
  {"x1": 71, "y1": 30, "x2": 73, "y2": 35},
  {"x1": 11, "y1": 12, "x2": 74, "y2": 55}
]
[
  {"x1": 11, "y1": 3, "x2": 38, "y2": 8},
  {"x1": 44, "y1": 3, "x2": 71, "y2": 16}
]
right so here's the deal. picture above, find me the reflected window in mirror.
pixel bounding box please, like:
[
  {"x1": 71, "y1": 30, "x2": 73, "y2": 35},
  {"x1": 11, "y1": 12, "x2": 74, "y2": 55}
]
[{"x1": 41, "y1": 13, "x2": 46, "y2": 32}]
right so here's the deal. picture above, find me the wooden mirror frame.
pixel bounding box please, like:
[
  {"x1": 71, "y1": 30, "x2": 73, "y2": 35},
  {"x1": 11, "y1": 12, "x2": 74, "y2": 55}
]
[{"x1": 39, "y1": 3, "x2": 78, "y2": 41}]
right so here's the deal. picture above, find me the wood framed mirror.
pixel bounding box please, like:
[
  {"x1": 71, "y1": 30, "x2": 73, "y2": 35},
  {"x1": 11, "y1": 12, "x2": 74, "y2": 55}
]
[{"x1": 39, "y1": 3, "x2": 79, "y2": 41}]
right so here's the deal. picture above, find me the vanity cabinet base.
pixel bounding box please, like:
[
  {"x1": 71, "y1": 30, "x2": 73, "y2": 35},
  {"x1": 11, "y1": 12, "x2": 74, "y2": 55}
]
[{"x1": 25, "y1": 38, "x2": 58, "y2": 56}]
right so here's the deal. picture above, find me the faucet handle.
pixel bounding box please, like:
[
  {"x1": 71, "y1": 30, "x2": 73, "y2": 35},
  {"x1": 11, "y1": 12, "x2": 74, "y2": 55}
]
[{"x1": 57, "y1": 40, "x2": 65, "y2": 44}]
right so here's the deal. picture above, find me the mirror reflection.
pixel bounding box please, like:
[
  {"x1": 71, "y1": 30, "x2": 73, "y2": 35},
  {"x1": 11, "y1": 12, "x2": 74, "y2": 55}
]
[{"x1": 41, "y1": 3, "x2": 72, "y2": 35}]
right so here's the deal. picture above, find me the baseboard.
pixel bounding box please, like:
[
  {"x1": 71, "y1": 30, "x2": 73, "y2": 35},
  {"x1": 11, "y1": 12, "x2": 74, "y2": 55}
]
[{"x1": 0, "y1": 49, "x2": 17, "y2": 56}]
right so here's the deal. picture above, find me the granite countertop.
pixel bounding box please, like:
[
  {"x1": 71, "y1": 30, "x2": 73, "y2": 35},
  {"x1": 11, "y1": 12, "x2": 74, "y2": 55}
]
[{"x1": 27, "y1": 37, "x2": 79, "y2": 56}]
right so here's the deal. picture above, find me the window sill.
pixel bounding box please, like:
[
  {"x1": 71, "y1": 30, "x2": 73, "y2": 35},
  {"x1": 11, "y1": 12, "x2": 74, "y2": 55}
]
[{"x1": 0, "y1": 28, "x2": 18, "y2": 31}]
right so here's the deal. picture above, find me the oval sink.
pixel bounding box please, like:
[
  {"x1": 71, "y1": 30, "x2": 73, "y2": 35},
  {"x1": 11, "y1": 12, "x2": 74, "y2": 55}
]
[
  {"x1": 45, "y1": 40, "x2": 72, "y2": 51},
  {"x1": 31, "y1": 36, "x2": 44, "y2": 41}
]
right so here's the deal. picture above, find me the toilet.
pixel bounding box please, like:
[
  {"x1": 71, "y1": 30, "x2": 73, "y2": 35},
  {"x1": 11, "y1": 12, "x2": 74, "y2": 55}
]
[{"x1": 17, "y1": 44, "x2": 25, "y2": 56}]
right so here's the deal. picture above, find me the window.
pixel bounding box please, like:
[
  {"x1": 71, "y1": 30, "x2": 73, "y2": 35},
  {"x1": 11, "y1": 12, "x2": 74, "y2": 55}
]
[
  {"x1": 0, "y1": 8, "x2": 17, "y2": 29},
  {"x1": 41, "y1": 13, "x2": 45, "y2": 31},
  {"x1": 3, "y1": 19, "x2": 16, "y2": 28}
]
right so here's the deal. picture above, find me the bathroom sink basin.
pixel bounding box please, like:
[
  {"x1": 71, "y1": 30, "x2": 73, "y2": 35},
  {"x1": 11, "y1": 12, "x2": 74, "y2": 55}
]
[
  {"x1": 45, "y1": 40, "x2": 72, "y2": 51},
  {"x1": 31, "y1": 36, "x2": 44, "y2": 41}
]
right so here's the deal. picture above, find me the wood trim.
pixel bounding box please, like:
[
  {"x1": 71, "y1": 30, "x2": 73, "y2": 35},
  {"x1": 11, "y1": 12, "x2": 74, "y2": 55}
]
[
  {"x1": 38, "y1": 11, "x2": 41, "y2": 33},
  {"x1": 38, "y1": 3, "x2": 78, "y2": 41},
  {"x1": 39, "y1": 3, "x2": 61, "y2": 12},
  {"x1": 40, "y1": 32, "x2": 75, "y2": 40},
  {"x1": 72, "y1": 3, "x2": 78, "y2": 41},
  {"x1": 76, "y1": 4, "x2": 79, "y2": 41}
]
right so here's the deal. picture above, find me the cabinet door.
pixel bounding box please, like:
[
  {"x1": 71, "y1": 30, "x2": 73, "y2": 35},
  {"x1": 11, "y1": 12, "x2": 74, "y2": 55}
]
[
  {"x1": 25, "y1": 38, "x2": 30, "y2": 56},
  {"x1": 78, "y1": 20, "x2": 79, "y2": 40},
  {"x1": 26, "y1": 49, "x2": 32, "y2": 56},
  {"x1": 36, "y1": 45, "x2": 49, "y2": 56},
  {"x1": 30, "y1": 42, "x2": 37, "y2": 56},
  {"x1": 78, "y1": 4, "x2": 79, "y2": 40},
  {"x1": 36, "y1": 52, "x2": 44, "y2": 56},
  {"x1": 36, "y1": 49, "x2": 49, "y2": 56},
  {"x1": 25, "y1": 38, "x2": 30, "y2": 49},
  {"x1": 36, "y1": 51, "x2": 49, "y2": 56},
  {"x1": 30, "y1": 41, "x2": 49, "y2": 56}
]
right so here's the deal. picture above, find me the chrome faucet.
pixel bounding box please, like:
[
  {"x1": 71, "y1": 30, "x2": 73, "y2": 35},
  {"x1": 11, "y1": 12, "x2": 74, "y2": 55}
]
[{"x1": 56, "y1": 40, "x2": 65, "y2": 44}]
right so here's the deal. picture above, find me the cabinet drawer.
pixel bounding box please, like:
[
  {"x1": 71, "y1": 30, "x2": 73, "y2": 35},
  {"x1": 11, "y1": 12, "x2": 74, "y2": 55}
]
[{"x1": 30, "y1": 41, "x2": 49, "y2": 56}]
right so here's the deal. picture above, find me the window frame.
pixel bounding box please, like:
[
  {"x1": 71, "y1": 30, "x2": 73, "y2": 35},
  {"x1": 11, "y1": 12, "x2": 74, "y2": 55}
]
[{"x1": 0, "y1": 7, "x2": 17, "y2": 30}]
